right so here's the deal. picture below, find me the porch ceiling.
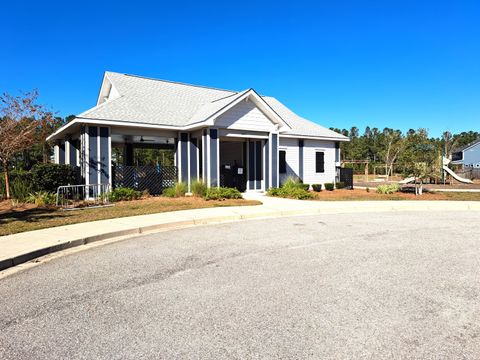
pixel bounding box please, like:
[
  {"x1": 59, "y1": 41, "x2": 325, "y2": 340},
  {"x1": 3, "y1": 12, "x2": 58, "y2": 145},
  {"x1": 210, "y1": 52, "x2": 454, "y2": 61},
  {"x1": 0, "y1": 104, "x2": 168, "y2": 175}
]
[{"x1": 111, "y1": 134, "x2": 174, "y2": 145}]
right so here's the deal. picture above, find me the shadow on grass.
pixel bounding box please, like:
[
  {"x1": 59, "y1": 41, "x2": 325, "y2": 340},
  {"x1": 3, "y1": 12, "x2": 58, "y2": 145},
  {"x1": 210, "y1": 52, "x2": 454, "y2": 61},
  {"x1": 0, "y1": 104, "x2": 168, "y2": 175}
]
[{"x1": 0, "y1": 207, "x2": 62, "y2": 224}]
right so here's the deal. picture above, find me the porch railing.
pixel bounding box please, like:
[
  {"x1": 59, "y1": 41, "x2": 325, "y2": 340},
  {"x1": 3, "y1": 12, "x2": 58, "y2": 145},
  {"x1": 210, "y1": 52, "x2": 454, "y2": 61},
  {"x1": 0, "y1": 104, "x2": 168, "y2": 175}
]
[
  {"x1": 112, "y1": 165, "x2": 177, "y2": 195},
  {"x1": 56, "y1": 183, "x2": 111, "y2": 209}
]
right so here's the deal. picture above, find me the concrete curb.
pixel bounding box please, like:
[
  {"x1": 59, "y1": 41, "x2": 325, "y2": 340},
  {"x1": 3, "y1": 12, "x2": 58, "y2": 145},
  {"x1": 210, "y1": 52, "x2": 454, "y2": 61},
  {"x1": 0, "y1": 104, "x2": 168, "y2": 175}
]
[{"x1": 1, "y1": 200, "x2": 480, "y2": 272}]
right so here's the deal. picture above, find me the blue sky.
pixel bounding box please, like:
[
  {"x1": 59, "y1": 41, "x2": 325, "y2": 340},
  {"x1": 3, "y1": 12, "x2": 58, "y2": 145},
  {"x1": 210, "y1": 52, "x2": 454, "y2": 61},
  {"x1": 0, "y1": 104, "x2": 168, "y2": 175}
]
[{"x1": 2, "y1": 0, "x2": 479, "y2": 137}]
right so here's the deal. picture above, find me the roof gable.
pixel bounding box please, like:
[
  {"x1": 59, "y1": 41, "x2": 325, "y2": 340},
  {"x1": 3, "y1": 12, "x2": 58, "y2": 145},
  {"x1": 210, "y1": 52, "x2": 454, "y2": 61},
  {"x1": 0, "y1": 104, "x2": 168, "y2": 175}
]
[
  {"x1": 60, "y1": 71, "x2": 348, "y2": 141},
  {"x1": 215, "y1": 98, "x2": 278, "y2": 132}
]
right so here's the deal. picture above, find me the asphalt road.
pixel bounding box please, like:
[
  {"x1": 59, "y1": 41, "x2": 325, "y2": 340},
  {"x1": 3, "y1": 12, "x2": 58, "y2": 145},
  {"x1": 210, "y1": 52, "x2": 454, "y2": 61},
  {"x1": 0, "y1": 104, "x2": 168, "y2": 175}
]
[{"x1": 1, "y1": 211, "x2": 480, "y2": 359}]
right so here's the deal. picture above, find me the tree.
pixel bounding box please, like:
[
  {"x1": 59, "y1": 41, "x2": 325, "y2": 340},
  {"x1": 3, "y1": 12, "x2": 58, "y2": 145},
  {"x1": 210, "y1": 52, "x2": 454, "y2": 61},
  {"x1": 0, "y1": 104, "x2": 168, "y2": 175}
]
[
  {"x1": 0, "y1": 90, "x2": 54, "y2": 199},
  {"x1": 379, "y1": 128, "x2": 405, "y2": 180},
  {"x1": 401, "y1": 129, "x2": 439, "y2": 195}
]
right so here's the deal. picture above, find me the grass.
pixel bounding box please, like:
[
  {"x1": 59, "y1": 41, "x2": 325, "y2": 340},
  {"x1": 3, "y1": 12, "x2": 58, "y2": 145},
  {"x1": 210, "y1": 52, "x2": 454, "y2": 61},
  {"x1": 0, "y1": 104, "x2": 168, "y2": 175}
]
[
  {"x1": 313, "y1": 189, "x2": 480, "y2": 201},
  {"x1": 0, "y1": 197, "x2": 261, "y2": 236}
]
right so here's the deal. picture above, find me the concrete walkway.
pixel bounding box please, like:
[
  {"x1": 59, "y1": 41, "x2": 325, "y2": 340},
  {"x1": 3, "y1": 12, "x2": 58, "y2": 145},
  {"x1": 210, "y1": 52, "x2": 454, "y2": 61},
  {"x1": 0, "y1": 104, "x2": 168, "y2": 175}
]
[{"x1": 1, "y1": 194, "x2": 480, "y2": 271}]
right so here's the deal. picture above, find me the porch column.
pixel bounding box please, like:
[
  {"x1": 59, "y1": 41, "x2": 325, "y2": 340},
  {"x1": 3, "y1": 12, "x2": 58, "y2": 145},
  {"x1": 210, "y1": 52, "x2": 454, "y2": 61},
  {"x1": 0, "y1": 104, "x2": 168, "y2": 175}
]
[
  {"x1": 299, "y1": 139, "x2": 304, "y2": 181},
  {"x1": 264, "y1": 139, "x2": 269, "y2": 189},
  {"x1": 85, "y1": 125, "x2": 111, "y2": 186},
  {"x1": 57, "y1": 140, "x2": 65, "y2": 165},
  {"x1": 202, "y1": 129, "x2": 208, "y2": 182},
  {"x1": 269, "y1": 133, "x2": 279, "y2": 188},
  {"x1": 124, "y1": 143, "x2": 134, "y2": 166},
  {"x1": 178, "y1": 132, "x2": 189, "y2": 184},
  {"x1": 65, "y1": 136, "x2": 79, "y2": 167},
  {"x1": 207, "y1": 128, "x2": 219, "y2": 187},
  {"x1": 189, "y1": 136, "x2": 199, "y2": 183}
]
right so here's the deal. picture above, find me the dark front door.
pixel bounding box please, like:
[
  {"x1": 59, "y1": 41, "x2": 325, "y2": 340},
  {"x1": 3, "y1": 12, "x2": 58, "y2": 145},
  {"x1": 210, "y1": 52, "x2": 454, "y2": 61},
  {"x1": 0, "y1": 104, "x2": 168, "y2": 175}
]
[
  {"x1": 220, "y1": 164, "x2": 246, "y2": 191},
  {"x1": 219, "y1": 140, "x2": 247, "y2": 192}
]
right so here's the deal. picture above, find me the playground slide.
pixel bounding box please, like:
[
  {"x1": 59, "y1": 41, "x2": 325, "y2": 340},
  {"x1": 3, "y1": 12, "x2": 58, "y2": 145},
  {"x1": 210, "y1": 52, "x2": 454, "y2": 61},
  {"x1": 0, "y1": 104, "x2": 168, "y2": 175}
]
[
  {"x1": 442, "y1": 166, "x2": 474, "y2": 184},
  {"x1": 399, "y1": 177, "x2": 416, "y2": 184}
]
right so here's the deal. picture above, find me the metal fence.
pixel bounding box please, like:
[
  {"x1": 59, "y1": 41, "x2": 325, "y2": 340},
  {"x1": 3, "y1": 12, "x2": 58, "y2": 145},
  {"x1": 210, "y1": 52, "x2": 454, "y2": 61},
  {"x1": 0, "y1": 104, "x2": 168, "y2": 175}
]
[
  {"x1": 56, "y1": 184, "x2": 111, "y2": 209},
  {"x1": 339, "y1": 167, "x2": 354, "y2": 189},
  {"x1": 112, "y1": 165, "x2": 177, "y2": 195}
]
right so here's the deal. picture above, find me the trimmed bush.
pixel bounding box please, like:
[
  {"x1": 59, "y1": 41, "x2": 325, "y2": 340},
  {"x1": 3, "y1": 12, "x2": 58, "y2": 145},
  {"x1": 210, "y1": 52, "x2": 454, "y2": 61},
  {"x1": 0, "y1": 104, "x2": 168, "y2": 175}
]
[
  {"x1": 109, "y1": 187, "x2": 142, "y2": 202},
  {"x1": 191, "y1": 179, "x2": 207, "y2": 197},
  {"x1": 204, "y1": 187, "x2": 242, "y2": 200},
  {"x1": 324, "y1": 183, "x2": 335, "y2": 191},
  {"x1": 312, "y1": 184, "x2": 322, "y2": 192},
  {"x1": 300, "y1": 183, "x2": 310, "y2": 191},
  {"x1": 31, "y1": 164, "x2": 80, "y2": 193},
  {"x1": 336, "y1": 181, "x2": 346, "y2": 189},
  {"x1": 376, "y1": 184, "x2": 400, "y2": 194}
]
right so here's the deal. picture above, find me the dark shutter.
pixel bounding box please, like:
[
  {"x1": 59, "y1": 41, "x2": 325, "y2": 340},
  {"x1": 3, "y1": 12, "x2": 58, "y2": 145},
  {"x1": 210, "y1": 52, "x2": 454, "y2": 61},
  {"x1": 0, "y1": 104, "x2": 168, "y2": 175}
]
[
  {"x1": 279, "y1": 150, "x2": 287, "y2": 174},
  {"x1": 316, "y1": 152, "x2": 325, "y2": 173}
]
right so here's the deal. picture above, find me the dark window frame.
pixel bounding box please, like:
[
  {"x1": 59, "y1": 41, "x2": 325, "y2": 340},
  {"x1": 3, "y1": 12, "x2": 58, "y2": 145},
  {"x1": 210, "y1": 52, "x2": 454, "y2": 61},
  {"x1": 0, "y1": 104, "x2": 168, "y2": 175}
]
[
  {"x1": 279, "y1": 150, "x2": 287, "y2": 174},
  {"x1": 315, "y1": 151, "x2": 325, "y2": 173}
]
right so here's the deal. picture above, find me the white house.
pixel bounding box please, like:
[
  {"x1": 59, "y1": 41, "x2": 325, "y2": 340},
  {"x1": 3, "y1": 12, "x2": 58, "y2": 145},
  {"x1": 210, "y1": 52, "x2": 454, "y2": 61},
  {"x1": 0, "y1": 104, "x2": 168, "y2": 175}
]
[
  {"x1": 452, "y1": 139, "x2": 480, "y2": 170},
  {"x1": 47, "y1": 71, "x2": 349, "y2": 193}
]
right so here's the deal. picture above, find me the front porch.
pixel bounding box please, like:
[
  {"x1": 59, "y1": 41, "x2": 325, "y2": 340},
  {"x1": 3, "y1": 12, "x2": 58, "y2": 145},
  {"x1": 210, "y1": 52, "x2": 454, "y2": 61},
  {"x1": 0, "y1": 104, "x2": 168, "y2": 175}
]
[{"x1": 53, "y1": 124, "x2": 280, "y2": 194}]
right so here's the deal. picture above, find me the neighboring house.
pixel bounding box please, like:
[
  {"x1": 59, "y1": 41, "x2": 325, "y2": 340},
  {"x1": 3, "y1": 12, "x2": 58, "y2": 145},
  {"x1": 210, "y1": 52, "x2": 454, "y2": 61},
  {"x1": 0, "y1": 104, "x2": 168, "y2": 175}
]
[
  {"x1": 47, "y1": 71, "x2": 348, "y2": 193},
  {"x1": 452, "y1": 139, "x2": 480, "y2": 169}
]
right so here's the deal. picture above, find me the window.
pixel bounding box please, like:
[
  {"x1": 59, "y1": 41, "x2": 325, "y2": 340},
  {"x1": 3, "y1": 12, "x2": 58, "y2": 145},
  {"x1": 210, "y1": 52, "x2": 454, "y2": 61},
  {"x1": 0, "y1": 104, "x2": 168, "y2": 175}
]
[
  {"x1": 316, "y1": 151, "x2": 325, "y2": 173},
  {"x1": 279, "y1": 150, "x2": 287, "y2": 174}
]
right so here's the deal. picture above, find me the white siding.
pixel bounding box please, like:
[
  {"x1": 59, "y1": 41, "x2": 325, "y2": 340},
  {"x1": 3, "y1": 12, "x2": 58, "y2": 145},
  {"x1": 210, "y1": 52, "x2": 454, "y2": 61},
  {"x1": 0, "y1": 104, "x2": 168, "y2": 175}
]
[
  {"x1": 302, "y1": 140, "x2": 336, "y2": 185},
  {"x1": 463, "y1": 142, "x2": 480, "y2": 168},
  {"x1": 279, "y1": 138, "x2": 300, "y2": 184},
  {"x1": 216, "y1": 100, "x2": 276, "y2": 132}
]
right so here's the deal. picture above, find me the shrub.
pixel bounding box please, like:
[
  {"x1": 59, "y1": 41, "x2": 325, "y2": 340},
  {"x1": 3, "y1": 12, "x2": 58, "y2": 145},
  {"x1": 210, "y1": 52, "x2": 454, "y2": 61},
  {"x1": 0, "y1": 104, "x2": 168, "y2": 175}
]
[
  {"x1": 162, "y1": 187, "x2": 177, "y2": 198},
  {"x1": 204, "y1": 187, "x2": 242, "y2": 200},
  {"x1": 268, "y1": 177, "x2": 314, "y2": 200},
  {"x1": 324, "y1": 183, "x2": 335, "y2": 191},
  {"x1": 366, "y1": 187, "x2": 370, "y2": 193},
  {"x1": 191, "y1": 179, "x2": 207, "y2": 197},
  {"x1": 174, "y1": 182, "x2": 187, "y2": 197},
  {"x1": 109, "y1": 187, "x2": 142, "y2": 202},
  {"x1": 0, "y1": 170, "x2": 33, "y2": 200},
  {"x1": 162, "y1": 182, "x2": 187, "y2": 198},
  {"x1": 26, "y1": 191, "x2": 57, "y2": 206},
  {"x1": 267, "y1": 187, "x2": 282, "y2": 197},
  {"x1": 376, "y1": 184, "x2": 400, "y2": 194},
  {"x1": 300, "y1": 183, "x2": 310, "y2": 191},
  {"x1": 267, "y1": 186, "x2": 313, "y2": 200},
  {"x1": 285, "y1": 187, "x2": 313, "y2": 200},
  {"x1": 282, "y1": 177, "x2": 310, "y2": 191},
  {"x1": 312, "y1": 184, "x2": 322, "y2": 192},
  {"x1": 282, "y1": 177, "x2": 298, "y2": 189},
  {"x1": 336, "y1": 181, "x2": 346, "y2": 189},
  {"x1": 31, "y1": 164, "x2": 80, "y2": 193},
  {"x1": 11, "y1": 176, "x2": 33, "y2": 202}
]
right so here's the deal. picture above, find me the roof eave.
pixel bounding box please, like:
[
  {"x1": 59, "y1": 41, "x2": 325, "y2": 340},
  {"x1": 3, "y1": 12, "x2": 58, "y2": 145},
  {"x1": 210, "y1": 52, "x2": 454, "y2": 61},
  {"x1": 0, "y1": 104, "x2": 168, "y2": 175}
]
[{"x1": 279, "y1": 133, "x2": 350, "y2": 142}]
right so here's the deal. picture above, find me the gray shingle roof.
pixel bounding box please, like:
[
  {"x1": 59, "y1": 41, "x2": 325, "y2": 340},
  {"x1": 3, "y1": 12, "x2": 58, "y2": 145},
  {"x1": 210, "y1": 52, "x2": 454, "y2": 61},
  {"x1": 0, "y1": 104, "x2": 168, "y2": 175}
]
[{"x1": 78, "y1": 71, "x2": 347, "y2": 140}]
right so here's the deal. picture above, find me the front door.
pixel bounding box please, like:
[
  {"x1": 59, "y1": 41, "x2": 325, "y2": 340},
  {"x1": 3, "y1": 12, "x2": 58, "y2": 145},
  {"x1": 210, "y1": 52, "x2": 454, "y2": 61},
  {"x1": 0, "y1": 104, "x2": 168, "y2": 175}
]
[{"x1": 220, "y1": 140, "x2": 247, "y2": 192}]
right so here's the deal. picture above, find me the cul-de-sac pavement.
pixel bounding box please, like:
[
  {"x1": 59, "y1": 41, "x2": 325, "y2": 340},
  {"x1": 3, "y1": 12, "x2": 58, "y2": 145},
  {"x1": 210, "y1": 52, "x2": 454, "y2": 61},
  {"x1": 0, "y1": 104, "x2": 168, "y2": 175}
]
[{"x1": 1, "y1": 210, "x2": 479, "y2": 359}]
